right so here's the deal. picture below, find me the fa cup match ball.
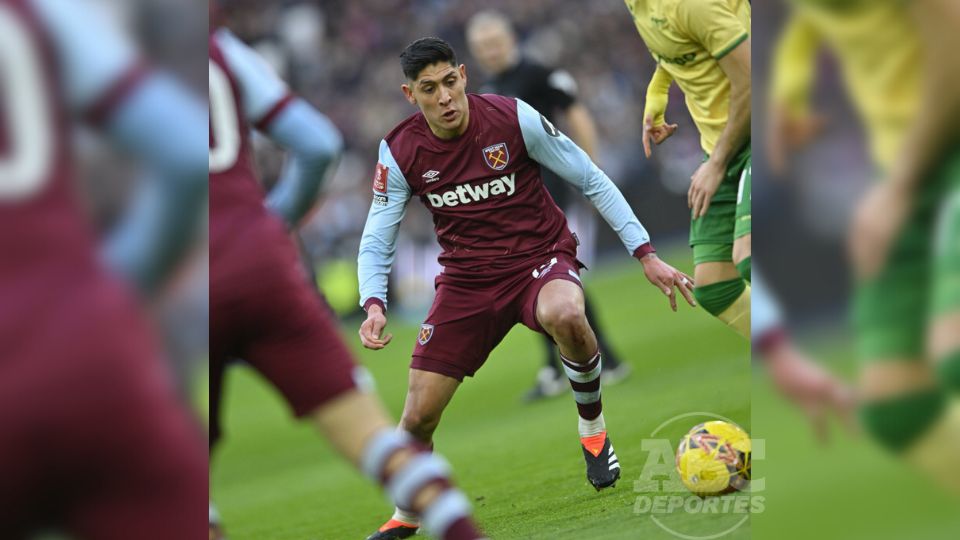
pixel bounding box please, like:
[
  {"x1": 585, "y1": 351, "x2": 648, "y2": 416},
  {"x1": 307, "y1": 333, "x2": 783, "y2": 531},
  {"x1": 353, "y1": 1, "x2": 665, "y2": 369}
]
[{"x1": 675, "y1": 421, "x2": 751, "y2": 496}]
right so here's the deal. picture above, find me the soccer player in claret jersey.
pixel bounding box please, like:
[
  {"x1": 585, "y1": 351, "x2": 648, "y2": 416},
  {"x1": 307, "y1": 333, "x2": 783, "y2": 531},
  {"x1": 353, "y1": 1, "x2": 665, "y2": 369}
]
[
  {"x1": 358, "y1": 37, "x2": 695, "y2": 540},
  {"x1": 624, "y1": 0, "x2": 752, "y2": 339},
  {"x1": 466, "y1": 10, "x2": 634, "y2": 402},
  {"x1": 0, "y1": 0, "x2": 207, "y2": 537},
  {"x1": 208, "y1": 10, "x2": 484, "y2": 540}
]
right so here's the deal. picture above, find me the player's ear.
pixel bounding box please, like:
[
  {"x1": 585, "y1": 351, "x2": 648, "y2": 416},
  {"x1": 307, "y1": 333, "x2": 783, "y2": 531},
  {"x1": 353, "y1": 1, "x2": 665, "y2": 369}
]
[
  {"x1": 401, "y1": 83, "x2": 416, "y2": 105},
  {"x1": 459, "y1": 64, "x2": 467, "y2": 85}
]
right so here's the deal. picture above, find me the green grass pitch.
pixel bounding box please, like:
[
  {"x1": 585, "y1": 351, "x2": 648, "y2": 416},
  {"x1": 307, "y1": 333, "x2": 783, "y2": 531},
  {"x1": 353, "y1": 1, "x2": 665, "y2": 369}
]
[{"x1": 210, "y1": 249, "x2": 751, "y2": 539}]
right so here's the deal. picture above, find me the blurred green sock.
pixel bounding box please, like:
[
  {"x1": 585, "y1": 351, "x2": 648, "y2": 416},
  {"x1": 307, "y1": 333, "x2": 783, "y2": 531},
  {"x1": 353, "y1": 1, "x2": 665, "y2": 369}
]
[{"x1": 860, "y1": 389, "x2": 946, "y2": 452}]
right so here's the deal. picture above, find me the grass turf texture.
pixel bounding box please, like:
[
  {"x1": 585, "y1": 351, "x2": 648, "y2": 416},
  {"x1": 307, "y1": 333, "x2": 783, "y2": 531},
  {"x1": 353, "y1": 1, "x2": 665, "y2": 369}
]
[
  {"x1": 752, "y1": 335, "x2": 960, "y2": 540},
  {"x1": 210, "y1": 248, "x2": 751, "y2": 539}
]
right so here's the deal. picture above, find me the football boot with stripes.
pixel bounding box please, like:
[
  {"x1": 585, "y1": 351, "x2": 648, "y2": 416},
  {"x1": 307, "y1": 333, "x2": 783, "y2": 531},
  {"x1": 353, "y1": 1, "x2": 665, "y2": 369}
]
[{"x1": 581, "y1": 431, "x2": 620, "y2": 491}]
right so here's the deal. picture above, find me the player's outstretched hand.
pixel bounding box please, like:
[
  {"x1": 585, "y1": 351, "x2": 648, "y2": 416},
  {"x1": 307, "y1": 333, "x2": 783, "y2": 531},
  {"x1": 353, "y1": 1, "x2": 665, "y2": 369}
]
[
  {"x1": 765, "y1": 341, "x2": 857, "y2": 444},
  {"x1": 688, "y1": 159, "x2": 725, "y2": 220},
  {"x1": 639, "y1": 253, "x2": 696, "y2": 312},
  {"x1": 359, "y1": 304, "x2": 393, "y2": 350},
  {"x1": 642, "y1": 116, "x2": 678, "y2": 158}
]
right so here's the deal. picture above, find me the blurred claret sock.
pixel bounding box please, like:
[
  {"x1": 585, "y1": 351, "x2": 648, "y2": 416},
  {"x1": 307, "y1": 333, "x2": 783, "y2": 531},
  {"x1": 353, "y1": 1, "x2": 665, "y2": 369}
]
[{"x1": 361, "y1": 429, "x2": 484, "y2": 539}]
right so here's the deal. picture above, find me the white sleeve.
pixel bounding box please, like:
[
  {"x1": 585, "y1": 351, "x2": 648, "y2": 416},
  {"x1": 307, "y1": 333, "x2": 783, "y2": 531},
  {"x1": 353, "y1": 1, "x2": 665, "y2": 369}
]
[
  {"x1": 357, "y1": 140, "x2": 413, "y2": 309},
  {"x1": 213, "y1": 29, "x2": 291, "y2": 125},
  {"x1": 515, "y1": 98, "x2": 653, "y2": 256},
  {"x1": 31, "y1": 0, "x2": 139, "y2": 114}
]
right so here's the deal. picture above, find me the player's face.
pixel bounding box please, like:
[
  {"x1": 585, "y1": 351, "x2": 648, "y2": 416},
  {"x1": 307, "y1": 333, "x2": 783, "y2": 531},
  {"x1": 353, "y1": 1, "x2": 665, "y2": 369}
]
[
  {"x1": 402, "y1": 62, "x2": 470, "y2": 139},
  {"x1": 467, "y1": 24, "x2": 514, "y2": 74}
]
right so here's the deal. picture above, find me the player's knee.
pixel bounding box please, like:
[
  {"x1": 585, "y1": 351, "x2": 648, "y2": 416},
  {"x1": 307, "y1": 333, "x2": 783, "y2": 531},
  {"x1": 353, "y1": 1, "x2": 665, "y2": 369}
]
[
  {"x1": 401, "y1": 409, "x2": 441, "y2": 441},
  {"x1": 540, "y1": 302, "x2": 587, "y2": 343},
  {"x1": 693, "y1": 278, "x2": 745, "y2": 317},
  {"x1": 859, "y1": 389, "x2": 946, "y2": 453},
  {"x1": 936, "y1": 350, "x2": 960, "y2": 393}
]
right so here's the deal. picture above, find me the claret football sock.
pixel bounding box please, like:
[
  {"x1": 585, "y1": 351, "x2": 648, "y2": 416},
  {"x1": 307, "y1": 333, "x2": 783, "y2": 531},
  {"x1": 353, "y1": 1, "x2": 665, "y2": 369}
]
[
  {"x1": 361, "y1": 429, "x2": 484, "y2": 539},
  {"x1": 560, "y1": 351, "x2": 603, "y2": 423}
]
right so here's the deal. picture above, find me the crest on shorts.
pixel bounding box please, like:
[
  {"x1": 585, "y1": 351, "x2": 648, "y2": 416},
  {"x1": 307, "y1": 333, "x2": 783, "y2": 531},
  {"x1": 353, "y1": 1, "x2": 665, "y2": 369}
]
[
  {"x1": 482, "y1": 142, "x2": 509, "y2": 171},
  {"x1": 418, "y1": 324, "x2": 435, "y2": 345}
]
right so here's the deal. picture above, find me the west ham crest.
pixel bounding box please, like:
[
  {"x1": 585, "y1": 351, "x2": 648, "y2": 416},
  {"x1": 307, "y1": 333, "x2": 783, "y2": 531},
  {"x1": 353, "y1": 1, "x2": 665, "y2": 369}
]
[
  {"x1": 418, "y1": 324, "x2": 435, "y2": 345},
  {"x1": 482, "y1": 142, "x2": 509, "y2": 171}
]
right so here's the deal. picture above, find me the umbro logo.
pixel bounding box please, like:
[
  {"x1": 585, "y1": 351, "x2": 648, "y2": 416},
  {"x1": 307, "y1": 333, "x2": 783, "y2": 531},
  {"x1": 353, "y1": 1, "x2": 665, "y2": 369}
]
[{"x1": 422, "y1": 170, "x2": 441, "y2": 183}]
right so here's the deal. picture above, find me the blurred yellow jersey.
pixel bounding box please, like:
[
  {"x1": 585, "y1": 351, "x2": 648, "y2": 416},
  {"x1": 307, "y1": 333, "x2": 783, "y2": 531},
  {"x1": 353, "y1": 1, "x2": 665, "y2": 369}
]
[
  {"x1": 773, "y1": 0, "x2": 920, "y2": 170},
  {"x1": 624, "y1": 0, "x2": 751, "y2": 154}
]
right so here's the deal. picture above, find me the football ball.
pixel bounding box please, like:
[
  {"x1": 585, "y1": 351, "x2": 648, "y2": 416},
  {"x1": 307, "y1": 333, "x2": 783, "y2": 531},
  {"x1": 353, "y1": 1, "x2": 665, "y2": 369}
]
[{"x1": 675, "y1": 420, "x2": 751, "y2": 496}]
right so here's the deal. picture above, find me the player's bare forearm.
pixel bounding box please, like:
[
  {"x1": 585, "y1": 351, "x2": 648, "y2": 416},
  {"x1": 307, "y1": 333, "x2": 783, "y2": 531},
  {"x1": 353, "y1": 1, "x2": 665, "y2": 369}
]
[
  {"x1": 768, "y1": 15, "x2": 823, "y2": 171},
  {"x1": 890, "y1": 0, "x2": 960, "y2": 193},
  {"x1": 710, "y1": 38, "x2": 751, "y2": 168},
  {"x1": 566, "y1": 103, "x2": 600, "y2": 162}
]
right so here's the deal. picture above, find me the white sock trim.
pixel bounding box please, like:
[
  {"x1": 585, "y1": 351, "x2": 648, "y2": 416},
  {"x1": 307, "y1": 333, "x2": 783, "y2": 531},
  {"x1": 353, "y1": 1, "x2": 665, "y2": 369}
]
[
  {"x1": 560, "y1": 355, "x2": 602, "y2": 383},
  {"x1": 422, "y1": 490, "x2": 471, "y2": 538},
  {"x1": 391, "y1": 507, "x2": 420, "y2": 526},
  {"x1": 579, "y1": 412, "x2": 606, "y2": 438}
]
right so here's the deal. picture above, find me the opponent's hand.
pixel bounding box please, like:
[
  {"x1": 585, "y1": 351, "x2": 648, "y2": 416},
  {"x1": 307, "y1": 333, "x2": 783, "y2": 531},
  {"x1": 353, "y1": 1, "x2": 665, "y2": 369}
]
[
  {"x1": 765, "y1": 342, "x2": 857, "y2": 443},
  {"x1": 849, "y1": 181, "x2": 911, "y2": 281},
  {"x1": 639, "y1": 253, "x2": 696, "y2": 312},
  {"x1": 642, "y1": 115, "x2": 678, "y2": 158},
  {"x1": 688, "y1": 159, "x2": 725, "y2": 220},
  {"x1": 359, "y1": 304, "x2": 393, "y2": 350}
]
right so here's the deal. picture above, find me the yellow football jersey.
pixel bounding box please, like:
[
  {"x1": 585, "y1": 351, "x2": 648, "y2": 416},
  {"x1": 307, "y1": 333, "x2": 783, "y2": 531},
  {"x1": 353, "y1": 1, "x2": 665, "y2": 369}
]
[
  {"x1": 772, "y1": 0, "x2": 921, "y2": 171},
  {"x1": 625, "y1": 0, "x2": 751, "y2": 154}
]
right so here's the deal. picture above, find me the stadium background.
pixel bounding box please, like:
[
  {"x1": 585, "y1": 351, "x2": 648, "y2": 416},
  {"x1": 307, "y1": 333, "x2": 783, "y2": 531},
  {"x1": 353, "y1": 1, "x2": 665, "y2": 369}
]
[{"x1": 211, "y1": 1, "x2": 751, "y2": 539}]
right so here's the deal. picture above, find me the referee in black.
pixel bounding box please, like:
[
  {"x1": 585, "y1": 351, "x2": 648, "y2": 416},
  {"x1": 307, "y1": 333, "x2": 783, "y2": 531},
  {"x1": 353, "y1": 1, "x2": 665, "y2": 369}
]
[{"x1": 466, "y1": 10, "x2": 631, "y2": 402}]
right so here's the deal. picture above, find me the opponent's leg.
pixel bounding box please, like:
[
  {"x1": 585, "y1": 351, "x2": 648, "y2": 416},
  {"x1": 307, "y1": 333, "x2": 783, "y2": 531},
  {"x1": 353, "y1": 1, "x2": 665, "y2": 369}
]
[
  {"x1": 536, "y1": 279, "x2": 620, "y2": 490},
  {"x1": 693, "y1": 258, "x2": 750, "y2": 339},
  {"x1": 858, "y1": 362, "x2": 960, "y2": 493},
  {"x1": 855, "y1": 182, "x2": 960, "y2": 494},
  {"x1": 690, "y1": 148, "x2": 750, "y2": 337},
  {"x1": 311, "y1": 388, "x2": 482, "y2": 540}
]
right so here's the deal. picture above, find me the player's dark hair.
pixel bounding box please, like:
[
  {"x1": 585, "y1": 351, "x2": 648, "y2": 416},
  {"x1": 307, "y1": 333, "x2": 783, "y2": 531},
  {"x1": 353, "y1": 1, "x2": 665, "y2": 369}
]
[{"x1": 400, "y1": 37, "x2": 458, "y2": 80}]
